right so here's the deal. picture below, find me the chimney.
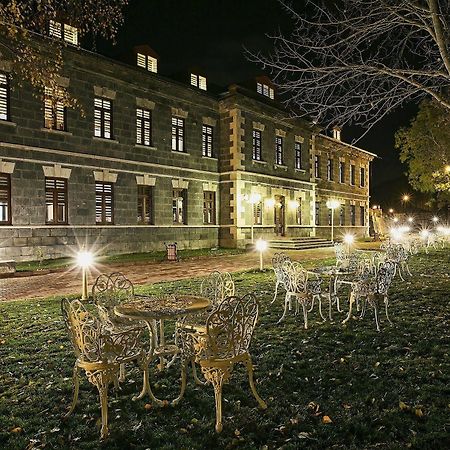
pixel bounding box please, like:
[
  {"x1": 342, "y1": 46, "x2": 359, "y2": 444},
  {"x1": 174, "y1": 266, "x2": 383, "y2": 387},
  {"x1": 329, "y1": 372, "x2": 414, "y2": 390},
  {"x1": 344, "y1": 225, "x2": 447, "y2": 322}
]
[{"x1": 332, "y1": 126, "x2": 341, "y2": 141}]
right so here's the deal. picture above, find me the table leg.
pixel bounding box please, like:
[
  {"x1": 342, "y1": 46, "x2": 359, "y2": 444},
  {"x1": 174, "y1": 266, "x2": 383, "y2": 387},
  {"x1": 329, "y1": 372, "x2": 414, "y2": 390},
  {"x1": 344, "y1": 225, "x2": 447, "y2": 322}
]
[
  {"x1": 342, "y1": 291, "x2": 355, "y2": 324},
  {"x1": 158, "y1": 319, "x2": 165, "y2": 371},
  {"x1": 328, "y1": 276, "x2": 334, "y2": 322}
]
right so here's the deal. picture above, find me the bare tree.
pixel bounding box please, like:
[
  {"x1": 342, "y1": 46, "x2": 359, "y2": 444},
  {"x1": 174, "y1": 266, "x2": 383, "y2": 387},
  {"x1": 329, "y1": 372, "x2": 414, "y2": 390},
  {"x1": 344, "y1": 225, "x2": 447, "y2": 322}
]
[
  {"x1": 0, "y1": 0, "x2": 128, "y2": 115},
  {"x1": 247, "y1": 0, "x2": 450, "y2": 139}
]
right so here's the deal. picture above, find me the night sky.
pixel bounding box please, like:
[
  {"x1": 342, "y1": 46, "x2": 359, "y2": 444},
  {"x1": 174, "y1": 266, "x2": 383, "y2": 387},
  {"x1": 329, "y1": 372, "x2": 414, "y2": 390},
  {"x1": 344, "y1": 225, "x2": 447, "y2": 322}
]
[{"x1": 97, "y1": 0, "x2": 418, "y2": 211}]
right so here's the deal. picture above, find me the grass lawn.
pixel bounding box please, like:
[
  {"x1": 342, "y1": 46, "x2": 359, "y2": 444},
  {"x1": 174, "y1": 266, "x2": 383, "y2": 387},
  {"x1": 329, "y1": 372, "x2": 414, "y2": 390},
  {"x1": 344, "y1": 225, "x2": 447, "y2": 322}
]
[{"x1": 1, "y1": 249, "x2": 449, "y2": 449}]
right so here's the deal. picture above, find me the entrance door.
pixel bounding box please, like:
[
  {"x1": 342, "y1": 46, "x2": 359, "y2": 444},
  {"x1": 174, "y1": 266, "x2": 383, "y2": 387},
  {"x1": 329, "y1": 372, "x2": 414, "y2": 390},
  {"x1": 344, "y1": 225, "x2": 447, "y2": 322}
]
[{"x1": 274, "y1": 195, "x2": 285, "y2": 236}]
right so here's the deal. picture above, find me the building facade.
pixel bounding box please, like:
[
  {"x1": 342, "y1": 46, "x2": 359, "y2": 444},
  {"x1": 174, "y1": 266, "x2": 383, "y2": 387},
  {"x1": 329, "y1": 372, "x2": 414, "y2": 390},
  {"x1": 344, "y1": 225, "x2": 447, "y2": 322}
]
[{"x1": 0, "y1": 30, "x2": 375, "y2": 261}]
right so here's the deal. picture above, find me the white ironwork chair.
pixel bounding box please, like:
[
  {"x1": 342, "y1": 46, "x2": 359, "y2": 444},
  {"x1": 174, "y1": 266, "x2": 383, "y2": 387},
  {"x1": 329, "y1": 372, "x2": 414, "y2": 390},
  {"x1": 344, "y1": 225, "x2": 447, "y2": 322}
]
[
  {"x1": 61, "y1": 298, "x2": 144, "y2": 439},
  {"x1": 380, "y1": 242, "x2": 411, "y2": 281},
  {"x1": 271, "y1": 252, "x2": 291, "y2": 304},
  {"x1": 191, "y1": 293, "x2": 267, "y2": 432}
]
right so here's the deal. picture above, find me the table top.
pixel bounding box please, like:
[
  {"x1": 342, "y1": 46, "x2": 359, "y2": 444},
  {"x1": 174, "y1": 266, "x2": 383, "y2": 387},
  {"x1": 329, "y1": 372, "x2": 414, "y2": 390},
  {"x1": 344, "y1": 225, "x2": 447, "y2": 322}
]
[
  {"x1": 114, "y1": 294, "x2": 210, "y2": 321},
  {"x1": 311, "y1": 266, "x2": 354, "y2": 276}
]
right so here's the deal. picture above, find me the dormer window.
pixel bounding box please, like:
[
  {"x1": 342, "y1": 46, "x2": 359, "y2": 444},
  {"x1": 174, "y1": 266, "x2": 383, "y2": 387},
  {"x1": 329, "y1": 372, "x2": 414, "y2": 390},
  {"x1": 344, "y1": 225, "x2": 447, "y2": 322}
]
[
  {"x1": 137, "y1": 53, "x2": 158, "y2": 73},
  {"x1": 191, "y1": 73, "x2": 207, "y2": 91},
  {"x1": 49, "y1": 20, "x2": 78, "y2": 45},
  {"x1": 256, "y1": 82, "x2": 274, "y2": 99}
]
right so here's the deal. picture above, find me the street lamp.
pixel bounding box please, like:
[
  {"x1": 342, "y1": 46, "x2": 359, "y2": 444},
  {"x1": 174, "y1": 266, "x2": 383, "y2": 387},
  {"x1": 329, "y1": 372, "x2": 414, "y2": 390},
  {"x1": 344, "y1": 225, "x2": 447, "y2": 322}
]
[
  {"x1": 76, "y1": 250, "x2": 94, "y2": 300},
  {"x1": 343, "y1": 233, "x2": 354, "y2": 253},
  {"x1": 326, "y1": 199, "x2": 340, "y2": 242},
  {"x1": 255, "y1": 239, "x2": 268, "y2": 271},
  {"x1": 388, "y1": 208, "x2": 394, "y2": 214},
  {"x1": 246, "y1": 193, "x2": 261, "y2": 243}
]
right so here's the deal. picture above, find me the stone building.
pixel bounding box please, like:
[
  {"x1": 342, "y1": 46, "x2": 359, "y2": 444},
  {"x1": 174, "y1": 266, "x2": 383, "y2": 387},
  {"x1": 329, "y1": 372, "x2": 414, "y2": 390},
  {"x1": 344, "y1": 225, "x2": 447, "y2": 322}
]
[{"x1": 0, "y1": 25, "x2": 375, "y2": 261}]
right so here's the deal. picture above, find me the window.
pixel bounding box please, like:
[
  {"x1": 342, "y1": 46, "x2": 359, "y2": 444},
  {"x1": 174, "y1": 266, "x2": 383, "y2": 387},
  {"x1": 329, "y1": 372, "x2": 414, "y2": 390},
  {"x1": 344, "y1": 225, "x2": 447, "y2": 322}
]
[
  {"x1": 49, "y1": 20, "x2": 78, "y2": 45},
  {"x1": 136, "y1": 108, "x2": 152, "y2": 146},
  {"x1": 173, "y1": 189, "x2": 187, "y2": 224},
  {"x1": 95, "y1": 182, "x2": 114, "y2": 224},
  {"x1": 350, "y1": 164, "x2": 356, "y2": 185},
  {"x1": 327, "y1": 158, "x2": 334, "y2": 181},
  {"x1": 314, "y1": 155, "x2": 320, "y2": 178},
  {"x1": 253, "y1": 201, "x2": 263, "y2": 225},
  {"x1": 0, "y1": 173, "x2": 11, "y2": 224},
  {"x1": 203, "y1": 191, "x2": 216, "y2": 224},
  {"x1": 275, "y1": 136, "x2": 283, "y2": 165},
  {"x1": 295, "y1": 142, "x2": 302, "y2": 169},
  {"x1": 137, "y1": 53, "x2": 158, "y2": 73},
  {"x1": 350, "y1": 204, "x2": 356, "y2": 225},
  {"x1": 190, "y1": 74, "x2": 207, "y2": 90},
  {"x1": 94, "y1": 98, "x2": 112, "y2": 139},
  {"x1": 202, "y1": 125, "x2": 213, "y2": 157},
  {"x1": 339, "y1": 161, "x2": 345, "y2": 183},
  {"x1": 44, "y1": 87, "x2": 66, "y2": 131},
  {"x1": 360, "y1": 167, "x2": 366, "y2": 187},
  {"x1": 256, "y1": 82, "x2": 274, "y2": 99},
  {"x1": 0, "y1": 73, "x2": 9, "y2": 121},
  {"x1": 315, "y1": 202, "x2": 320, "y2": 226},
  {"x1": 252, "y1": 129, "x2": 262, "y2": 161},
  {"x1": 296, "y1": 198, "x2": 302, "y2": 225},
  {"x1": 360, "y1": 206, "x2": 365, "y2": 226},
  {"x1": 137, "y1": 186, "x2": 153, "y2": 224},
  {"x1": 339, "y1": 205, "x2": 345, "y2": 226},
  {"x1": 45, "y1": 177, "x2": 68, "y2": 224},
  {"x1": 171, "y1": 117, "x2": 185, "y2": 152}
]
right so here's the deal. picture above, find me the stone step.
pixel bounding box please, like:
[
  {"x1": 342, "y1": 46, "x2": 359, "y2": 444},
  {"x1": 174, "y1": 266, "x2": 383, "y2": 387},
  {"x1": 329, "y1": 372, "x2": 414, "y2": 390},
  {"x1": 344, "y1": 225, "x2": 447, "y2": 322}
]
[{"x1": 267, "y1": 237, "x2": 334, "y2": 250}]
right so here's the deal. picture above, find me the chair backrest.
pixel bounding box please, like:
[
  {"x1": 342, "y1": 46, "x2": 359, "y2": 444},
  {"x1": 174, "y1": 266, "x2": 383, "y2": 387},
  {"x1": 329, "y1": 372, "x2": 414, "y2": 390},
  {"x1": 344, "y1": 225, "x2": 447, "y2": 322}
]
[
  {"x1": 376, "y1": 260, "x2": 396, "y2": 295},
  {"x1": 205, "y1": 293, "x2": 258, "y2": 359},
  {"x1": 200, "y1": 271, "x2": 235, "y2": 308},
  {"x1": 280, "y1": 260, "x2": 308, "y2": 293},
  {"x1": 92, "y1": 272, "x2": 134, "y2": 308},
  {"x1": 272, "y1": 253, "x2": 291, "y2": 282},
  {"x1": 61, "y1": 298, "x2": 103, "y2": 363}
]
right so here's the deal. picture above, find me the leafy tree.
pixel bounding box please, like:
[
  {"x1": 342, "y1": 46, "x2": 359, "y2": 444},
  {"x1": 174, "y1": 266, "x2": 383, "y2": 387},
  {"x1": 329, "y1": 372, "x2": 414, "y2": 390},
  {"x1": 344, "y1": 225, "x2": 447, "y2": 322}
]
[
  {"x1": 248, "y1": 0, "x2": 450, "y2": 139},
  {"x1": 395, "y1": 99, "x2": 450, "y2": 204}
]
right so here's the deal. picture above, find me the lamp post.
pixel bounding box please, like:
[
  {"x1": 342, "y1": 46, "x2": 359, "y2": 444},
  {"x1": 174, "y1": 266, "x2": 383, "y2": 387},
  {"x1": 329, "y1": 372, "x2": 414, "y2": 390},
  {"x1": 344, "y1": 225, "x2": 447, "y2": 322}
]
[
  {"x1": 247, "y1": 193, "x2": 262, "y2": 244},
  {"x1": 255, "y1": 238, "x2": 268, "y2": 271},
  {"x1": 326, "y1": 199, "x2": 340, "y2": 243},
  {"x1": 76, "y1": 250, "x2": 93, "y2": 300}
]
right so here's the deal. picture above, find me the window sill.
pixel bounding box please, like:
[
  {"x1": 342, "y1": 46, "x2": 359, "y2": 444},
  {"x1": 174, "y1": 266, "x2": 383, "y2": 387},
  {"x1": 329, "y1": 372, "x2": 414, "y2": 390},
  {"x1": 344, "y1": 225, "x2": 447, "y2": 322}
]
[
  {"x1": 40, "y1": 128, "x2": 72, "y2": 136},
  {"x1": 0, "y1": 120, "x2": 17, "y2": 127},
  {"x1": 295, "y1": 168, "x2": 306, "y2": 173},
  {"x1": 135, "y1": 144, "x2": 157, "y2": 150},
  {"x1": 274, "y1": 164, "x2": 288, "y2": 170},
  {"x1": 93, "y1": 136, "x2": 119, "y2": 144},
  {"x1": 252, "y1": 159, "x2": 267, "y2": 165},
  {"x1": 171, "y1": 151, "x2": 190, "y2": 155},
  {"x1": 202, "y1": 156, "x2": 218, "y2": 160}
]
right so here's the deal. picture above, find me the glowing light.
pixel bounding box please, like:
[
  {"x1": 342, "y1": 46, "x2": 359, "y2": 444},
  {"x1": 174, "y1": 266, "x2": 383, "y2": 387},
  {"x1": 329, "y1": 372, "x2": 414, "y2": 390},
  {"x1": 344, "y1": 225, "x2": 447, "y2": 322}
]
[
  {"x1": 255, "y1": 239, "x2": 268, "y2": 271},
  {"x1": 76, "y1": 251, "x2": 93, "y2": 268},
  {"x1": 390, "y1": 228, "x2": 403, "y2": 241},
  {"x1": 372, "y1": 205, "x2": 377, "y2": 210},
  {"x1": 343, "y1": 234, "x2": 354, "y2": 245},
  {"x1": 326, "y1": 199, "x2": 340, "y2": 209},
  {"x1": 388, "y1": 208, "x2": 394, "y2": 214},
  {"x1": 265, "y1": 198, "x2": 275, "y2": 208},
  {"x1": 248, "y1": 193, "x2": 261, "y2": 204},
  {"x1": 393, "y1": 217, "x2": 399, "y2": 223},
  {"x1": 432, "y1": 216, "x2": 439, "y2": 223},
  {"x1": 420, "y1": 229, "x2": 430, "y2": 239},
  {"x1": 289, "y1": 200, "x2": 300, "y2": 209},
  {"x1": 407, "y1": 217, "x2": 414, "y2": 223},
  {"x1": 445, "y1": 165, "x2": 450, "y2": 173},
  {"x1": 402, "y1": 194, "x2": 410, "y2": 202}
]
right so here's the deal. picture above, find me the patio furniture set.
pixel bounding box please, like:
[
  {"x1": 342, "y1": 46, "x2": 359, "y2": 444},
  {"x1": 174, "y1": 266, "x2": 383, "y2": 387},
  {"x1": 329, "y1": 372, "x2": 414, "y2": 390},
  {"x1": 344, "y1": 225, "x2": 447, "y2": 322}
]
[{"x1": 61, "y1": 271, "x2": 266, "y2": 439}]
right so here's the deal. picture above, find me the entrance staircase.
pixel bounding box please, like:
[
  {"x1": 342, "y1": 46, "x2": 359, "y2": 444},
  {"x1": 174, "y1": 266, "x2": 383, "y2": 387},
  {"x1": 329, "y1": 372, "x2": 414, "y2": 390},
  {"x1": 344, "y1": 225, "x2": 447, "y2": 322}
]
[{"x1": 267, "y1": 237, "x2": 334, "y2": 250}]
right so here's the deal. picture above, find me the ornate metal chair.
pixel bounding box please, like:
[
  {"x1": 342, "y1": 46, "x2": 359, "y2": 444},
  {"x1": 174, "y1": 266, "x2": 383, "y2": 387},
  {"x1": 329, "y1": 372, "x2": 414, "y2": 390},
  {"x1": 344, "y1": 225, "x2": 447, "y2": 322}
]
[
  {"x1": 61, "y1": 298, "x2": 144, "y2": 439},
  {"x1": 191, "y1": 293, "x2": 267, "y2": 432},
  {"x1": 350, "y1": 260, "x2": 396, "y2": 331},
  {"x1": 176, "y1": 271, "x2": 235, "y2": 384},
  {"x1": 270, "y1": 253, "x2": 291, "y2": 304},
  {"x1": 380, "y1": 242, "x2": 411, "y2": 281}
]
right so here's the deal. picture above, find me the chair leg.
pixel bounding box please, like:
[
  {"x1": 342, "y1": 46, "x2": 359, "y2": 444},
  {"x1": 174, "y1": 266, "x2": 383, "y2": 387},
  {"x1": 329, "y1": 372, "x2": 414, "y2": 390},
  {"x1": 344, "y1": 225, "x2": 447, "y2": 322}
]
[
  {"x1": 373, "y1": 300, "x2": 380, "y2": 332},
  {"x1": 98, "y1": 378, "x2": 109, "y2": 440},
  {"x1": 278, "y1": 293, "x2": 290, "y2": 323},
  {"x1": 206, "y1": 368, "x2": 226, "y2": 433},
  {"x1": 65, "y1": 363, "x2": 80, "y2": 418},
  {"x1": 171, "y1": 358, "x2": 188, "y2": 406},
  {"x1": 384, "y1": 296, "x2": 393, "y2": 326},
  {"x1": 317, "y1": 294, "x2": 326, "y2": 321},
  {"x1": 301, "y1": 301, "x2": 308, "y2": 329},
  {"x1": 244, "y1": 356, "x2": 267, "y2": 410},
  {"x1": 192, "y1": 360, "x2": 206, "y2": 386},
  {"x1": 271, "y1": 281, "x2": 279, "y2": 304},
  {"x1": 119, "y1": 363, "x2": 126, "y2": 383},
  {"x1": 308, "y1": 296, "x2": 315, "y2": 312}
]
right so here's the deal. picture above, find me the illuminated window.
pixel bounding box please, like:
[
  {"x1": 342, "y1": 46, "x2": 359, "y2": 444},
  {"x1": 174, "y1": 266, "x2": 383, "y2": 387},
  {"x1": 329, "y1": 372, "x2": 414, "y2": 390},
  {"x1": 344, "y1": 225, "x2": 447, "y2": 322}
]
[
  {"x1": 45, "y1": 177, "x2": 68, "y2": 224},
  {"x1": 173, "y1": 188, "x2": 187, "y2": 224},
  {"x1": 339, "y1": 161, "x2": 345, "y2": 183},
  {"x1": 202, "y1": 124, "x2": 213, "y2": 157},
  {"x1": 171, "y1": 117, "x2": 185, "y2": 152},
  {"x1": 203, "y1": 191, "x2": 216, "y2": 224},
  {"x1": 252, "y1": 129, "x2": 262, "y2": 161},
  {"x1": 350, "y1": 164, "x2": 356, "y2": 185},
  {"x1": 0, "y1": 73, "x2": 10, "y2": 121},
  {"x1": 350, "y1": 204, "x2": 356, "y2": 225},
  {"x1": 360, "y1": 206, "x2": 365, "y2": 226},
  {"x1": 275, "y1": 136, "x2": 283, "y2": 165},
  {"x1": 296, "y1": 198, "x2": 302, "y2": 225},
  {"x1": 327, "y1": 158, "x2": 334, "y2": 181},
  {"x1": 315, "y1": 202, "x2": 320, "y2": 226},
  {"x1": 295, "y1": 142, "x2": 302, "y2": 169},
  {"x1": 339, "y1": 205, "x2": 345, "y2": 226},
  {"x1": 96, "y1": 182, "x2": 114, "y2": 224},
  {"x1": 49, "y1": 20, "x2": 78, "y2": 45},
  {"x1": 94, "y1": 97, "x2": 112, "y2": 139},
  {"x1": 360, "y1": 167, "x2": 366, "y2": 187},
  {"x1": 137, "y1": 53, "x2": 158, "y2": 73},
  {"x1": 253, "y1": 201, "x2": 263, "y2": 225},
  {"x1": 44, "y1": 87, "x2": 66, "y2": 131},
  {"x1": 0, "y1": 173, "x2": 11, "y2": 224},
  {"x1": 137, "y1": 185, "x2": 153, "y2": 224},
  {"x1": 314, "y1": 155, "x2": 320, "y2": 178},
  {"x1": 191, "y1": 74, "x2": 207, "y2": 90},
  {"x1": 136, "y1": 108, "x2": 152, "y2": 146},
  {"x1": 256, "y1": 82, "x2": 274, "y2": 99}
]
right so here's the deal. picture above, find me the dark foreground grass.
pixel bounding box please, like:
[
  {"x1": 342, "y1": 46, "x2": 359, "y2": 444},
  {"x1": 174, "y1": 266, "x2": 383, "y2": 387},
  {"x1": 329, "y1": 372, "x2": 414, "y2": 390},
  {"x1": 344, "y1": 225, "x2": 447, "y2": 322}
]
[{"x1": 1, "y1": 250, "x2": 449, "y2": 449}]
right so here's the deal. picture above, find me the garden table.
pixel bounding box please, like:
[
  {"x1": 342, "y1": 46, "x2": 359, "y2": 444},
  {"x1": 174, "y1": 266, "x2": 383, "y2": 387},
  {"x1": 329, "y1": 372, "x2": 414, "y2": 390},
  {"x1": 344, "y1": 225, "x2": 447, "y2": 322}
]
[{"x1": 115, "y1": 294, "x2": 210, "y2": 406}]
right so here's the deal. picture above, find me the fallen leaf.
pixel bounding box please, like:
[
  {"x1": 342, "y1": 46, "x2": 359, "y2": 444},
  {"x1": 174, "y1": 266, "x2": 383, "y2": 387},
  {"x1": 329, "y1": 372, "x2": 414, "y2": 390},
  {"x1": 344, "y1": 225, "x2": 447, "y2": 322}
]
[
  {"x1": 399, "y1": 401, "x2": 409, "y2": 411},
  {"x1": 144, "y1": 403, "x2": 152, "y2": 410},
  {"x1": 11, "y1": 427, "x2": 22, "y2": 433},
  {"x1": 322, "y1": 415, "x2": 332, "y2": 424},
  {"x1": 415, "y1": 408, "x2": 424, "y2": 418}
]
